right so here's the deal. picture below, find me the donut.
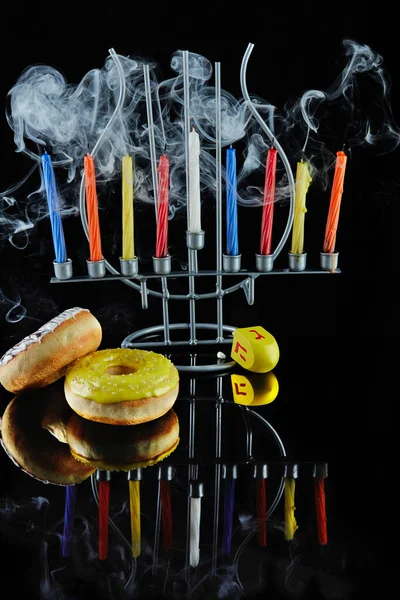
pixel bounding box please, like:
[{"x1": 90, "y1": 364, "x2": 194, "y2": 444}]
[
  {"x1": 66, "y1": 409, "x2": 180, "y2": 471},
  {"x1": 64, "y1": 348, "x2": 179, "y2": 425},
  {"x1": 0, "y1": 383, "x2": 95, "y2": 485},
  {"x1": 0, "y1": 307, "x2": 102, "y2": 393}
]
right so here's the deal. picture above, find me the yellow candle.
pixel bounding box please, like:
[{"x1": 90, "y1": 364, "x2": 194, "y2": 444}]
[
  {"x1": 122, "y1": 155, "x2": 135, "y2": 259},
  {"x1": 129, "y1": 480, "x2": 141, "y2": 558},
  {"x1": 290, "y1": 160, "x2": 312, "y2": 255},
  {"x1": 284, "y1": 477, "x2": 298, "y2": 541}
]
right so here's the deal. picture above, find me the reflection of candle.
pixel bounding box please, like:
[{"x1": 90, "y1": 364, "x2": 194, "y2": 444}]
[
  {"x1": 61, "y1": 485, "x2": 76, "y2": 557},
  {"x1": 226, "y1": 147, "x2": 239, "y2": 255},
  {"x1": 260, "y1": 147, "x2": 277, "y2": 255},
  {"x1": 41, "y1": 152, "x2": 67, "y2": 263},
  {"x1": 129, "y1": 480, "x2": 141, "y2": 558},
  {"x1": 314, "y1": 477, "x2": 328, "y2": 545},
  {"x1": 222, "y1": 478, "x2": 235, "y2": 554},
  {"x1": 189, "y1": 497, "x2": 201, "y2": 567},
  {"x1": 160, "y1": 480, "x2": 173, "y2": 552},
  {"x1": 290, "y1": 160, "x2": 312, "y2": 255},
  {"x1": 122, "y1": 155, "x2": 135, "y2": 260},
  {"x1": 155, "y1": 155, "x2": 169, "y2": 258},
  {"x1": 188, "y1": 128, "x2": 201, "y2": 233},
  {"x1": 284, "y1": 477, "x2": 298, "y2": 541},
  {"x1": 323, "y1": 151, "x2": 347, "y2": 254},
  {"x1": 256, "y1": 479, "x2": 267, "y2": 546},
  {"x1": 84, "y1": 154, "x2": 102, "y2": 262},
  {"x1": 98, "y1": 479, "x2": 110, "y2": 560}
]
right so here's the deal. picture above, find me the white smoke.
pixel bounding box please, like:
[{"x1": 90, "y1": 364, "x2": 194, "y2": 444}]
[
  {"x1": 0, "y1": 289, "x2": 27, "y2": 323},
  {"x1": 2, "y1": 41, "x2": 398, "y2": 220},
  {"x1": 0, "y1": 37, "x2": 398, "y2": 327}
]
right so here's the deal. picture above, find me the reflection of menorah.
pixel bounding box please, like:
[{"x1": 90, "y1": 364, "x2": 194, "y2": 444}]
[
  {"x1": 65, "y1": 372, "x2": 328, "y2": 596},
  {"x1": 50, "y1": 47, "x2": 340, "y2": 372}
]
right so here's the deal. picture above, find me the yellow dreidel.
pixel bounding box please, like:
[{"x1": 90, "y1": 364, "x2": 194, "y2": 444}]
[
  {"x1": 231, "y1": 326, "x2": 279, "y2": 373},
  {"x1": 231, "y1": 372, "x2": 279, "y2": 406}
]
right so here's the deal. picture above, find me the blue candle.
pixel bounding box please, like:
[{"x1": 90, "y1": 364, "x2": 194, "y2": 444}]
[
  {"x1": 222, "y1": 478, "x2": 235, "y2": 555},
  {"x1": 42, "y1": 152, "x2": 67, "y2": 263},
  {"x1": 62, "y1": 485, "x2": 77, "y2": 557},
  {"x1": 226, "y1": 147, "x2": 239, "y2": 256}
]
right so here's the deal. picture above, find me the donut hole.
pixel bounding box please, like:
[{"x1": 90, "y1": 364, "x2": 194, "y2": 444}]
[{"x1": 105, "y1": 365, "x2": 137, "y2": 376}]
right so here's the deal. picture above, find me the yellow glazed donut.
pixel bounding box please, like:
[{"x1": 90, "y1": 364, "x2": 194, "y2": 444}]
[{"x1": 64, "y1": 348, "x2": 179, "y2": 425}]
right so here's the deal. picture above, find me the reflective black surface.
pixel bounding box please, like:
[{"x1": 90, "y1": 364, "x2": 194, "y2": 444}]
[{"x1": 0, "y1": 339, "x2": 393, "y2": 599}]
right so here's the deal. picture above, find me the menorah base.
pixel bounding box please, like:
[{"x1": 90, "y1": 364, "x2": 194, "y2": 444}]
[{"x1": 121, "y1": 323, "x2": 237, "y2": 372}]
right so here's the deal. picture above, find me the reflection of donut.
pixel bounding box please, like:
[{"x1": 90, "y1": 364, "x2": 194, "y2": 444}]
[
  {"x1": 0, "y1": 384, "x2": 95, "y2": 485},
  {"x1": 66, "y1": 409, "x2": 180, "y2": 471},
  {"x1": 65, "y1": 348, "x2": 179, "y2": 425},
  {"x1": 0, "y1": 308, "x2": 102, "y2": 393}
]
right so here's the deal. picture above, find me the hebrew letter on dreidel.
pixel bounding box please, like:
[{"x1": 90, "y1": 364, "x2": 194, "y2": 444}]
[
  {"x1": 231, "y1": 372, "x2": 279, "y2": 406},
  {"x1": 231, "y1": 326, "x2": 279, "y2": 373}
]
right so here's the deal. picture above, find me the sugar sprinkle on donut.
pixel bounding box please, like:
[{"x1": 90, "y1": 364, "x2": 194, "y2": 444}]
[{"x1": 0, "y1": 307, "x2": 88, "y2": 367}]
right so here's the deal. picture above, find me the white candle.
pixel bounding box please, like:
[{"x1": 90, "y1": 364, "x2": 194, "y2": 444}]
[{"x1": 188, "y1": 128, "x2": 202, "y2": 232}]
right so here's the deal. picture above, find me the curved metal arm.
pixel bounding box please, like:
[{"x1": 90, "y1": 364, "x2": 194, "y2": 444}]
[{"x1": 240, "y1": 43, "x2": 295, "y2": 260}]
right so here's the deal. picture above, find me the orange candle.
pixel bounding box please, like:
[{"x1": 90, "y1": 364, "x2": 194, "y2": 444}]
[
  {"x1": 323, "y1": 151, "x2": 347, "y2": 254},
  {"x1": 84, "y1": 154, "x2": 102, "y2": 262}
]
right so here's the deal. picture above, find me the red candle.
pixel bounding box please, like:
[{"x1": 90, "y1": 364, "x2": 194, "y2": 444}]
[
  {"x1": 260, "y1": 147, "x2": 278, "y2": 255},
  {"x1": 84, "y1": 154, "x2": 103, "y2": 262},
  {"x1": 98, "y1": 480, "x2": 110, "y2": 560},
  {"x1": 160, "y1": 480, "x2": 173, "y2": 552},
  {"x1": 155, "y1": 155, "x2": 170, "y2": 258},
  {"x1": 314, "y1": 477, "x2": 328, "y2": 545},
  {"x1": 256, "y1": 478, "x2": 267, "y2": 546}
]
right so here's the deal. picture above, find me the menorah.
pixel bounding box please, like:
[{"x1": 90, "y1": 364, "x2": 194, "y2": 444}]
[{"x1": 49, "y1": 45, "x2": 341, "y2": 373}]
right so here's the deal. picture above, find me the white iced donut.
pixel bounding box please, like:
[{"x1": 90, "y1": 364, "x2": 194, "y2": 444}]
[{"x1": 0, "y1": 308, "x2": 102, "y2": 393}]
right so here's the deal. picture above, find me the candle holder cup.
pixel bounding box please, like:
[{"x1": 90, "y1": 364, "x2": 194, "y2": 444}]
[
  {"x1": 320, "y1": 252, "x2": 338, "y2": 272},
  {"x1": 189, "y1": 481, "x2": 204, "y2": 499},
  {"x1": 222, "y1": 464, "x2": 238, "y2": 480},
  {"x1": 87, "y1": 258, "x2": 106, "y2": 278},
  {"x1": 313, "y1": 463, "x2": 328, "y2": 479},
  {"x1": 53, "y1": 259, "x2": 73, "y2": 280},
  {"x1": 223, "y1": 254, "x2": 241, "y2": 273},
  {"x1": 288, "y1": 252, "x2": 307, "y2": 272},
  {"x1": 127, "y1": 468, "x2": 143, "y2": 481},
  {"x1": 153, "y1": 255, "x2": 172, "y2": 275},
  {"x1": 186, "y1": 230, "x2": 205, "y2": 251},
  {"x1": 284, "y1": 464, "x2": 299, "y2": 479},
  {"x1": 253, "y1": 463, "x2": 269, "y2": 480},
  {"x1": 158, "y1": 465, "x2": 176, "y2": 481},
  {"x1": 119, "y1": 257, "x2": 139, "y2": 277},
  {"x1": 255, "y1": 254, "x2": 274, "y2": 273},
  {"x1": 96, "y1": 470, "x2": 111, "y2": 481}
]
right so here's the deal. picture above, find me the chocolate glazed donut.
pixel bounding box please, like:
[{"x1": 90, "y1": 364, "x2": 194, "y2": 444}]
[{"x1": 0, "y1": 382, "x2": 95, "y2": 485}]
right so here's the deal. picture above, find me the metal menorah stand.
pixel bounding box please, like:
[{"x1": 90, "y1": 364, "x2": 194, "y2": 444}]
[{"x1": 50, "y1": 46, "x2": 340, "y2": 373}]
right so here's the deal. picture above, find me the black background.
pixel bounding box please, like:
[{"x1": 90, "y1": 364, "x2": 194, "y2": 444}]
[{"x1": 0, "y1": 2, "x2": 396, "y2": 598}]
